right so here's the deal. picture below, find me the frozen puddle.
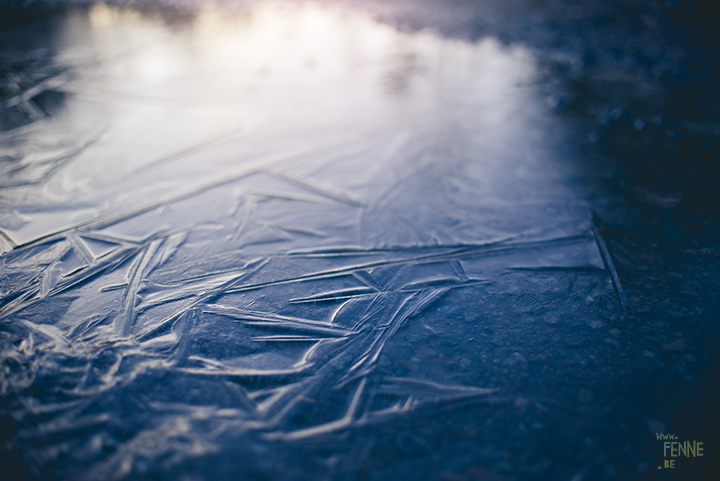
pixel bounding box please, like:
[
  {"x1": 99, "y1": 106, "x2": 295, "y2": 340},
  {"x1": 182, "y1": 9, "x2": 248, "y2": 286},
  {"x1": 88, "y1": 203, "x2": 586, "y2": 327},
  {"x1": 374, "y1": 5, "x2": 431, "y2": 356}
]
[{"x1": 0, "y1": 3, "x2": 623, "y2": 479}]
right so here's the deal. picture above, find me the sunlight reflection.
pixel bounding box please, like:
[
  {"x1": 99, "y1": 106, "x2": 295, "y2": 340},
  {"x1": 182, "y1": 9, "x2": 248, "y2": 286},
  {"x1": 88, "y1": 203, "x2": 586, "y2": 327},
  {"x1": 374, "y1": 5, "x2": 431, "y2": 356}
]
[
  {"x1": 79, "y1": 2, "x2": 539, "y2": 129},
  {"x1": 3, "y1": 1, "x2": 554, "y2": 246}
]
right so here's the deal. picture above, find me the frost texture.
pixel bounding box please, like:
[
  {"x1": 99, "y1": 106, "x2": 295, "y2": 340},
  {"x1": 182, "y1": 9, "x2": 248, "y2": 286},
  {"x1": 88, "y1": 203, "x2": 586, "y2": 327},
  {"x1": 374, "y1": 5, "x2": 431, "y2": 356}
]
[{"x1": 0, "y1": 3, "x2": 624, "y2": 480}]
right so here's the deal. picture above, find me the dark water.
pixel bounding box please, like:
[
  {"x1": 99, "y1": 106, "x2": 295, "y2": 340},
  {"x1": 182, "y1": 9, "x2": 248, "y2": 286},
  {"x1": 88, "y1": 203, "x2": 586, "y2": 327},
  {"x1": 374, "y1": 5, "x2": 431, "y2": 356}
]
[{"x1": 0, "y1": 1, "x2": 718, "y2": 480}]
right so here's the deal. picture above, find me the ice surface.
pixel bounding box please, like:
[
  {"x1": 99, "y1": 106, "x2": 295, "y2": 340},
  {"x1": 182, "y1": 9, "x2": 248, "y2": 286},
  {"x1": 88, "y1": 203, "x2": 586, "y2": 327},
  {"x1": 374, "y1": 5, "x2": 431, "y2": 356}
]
[{"x1": 0, "y1": 2, "x2": 634, "y2": 480}]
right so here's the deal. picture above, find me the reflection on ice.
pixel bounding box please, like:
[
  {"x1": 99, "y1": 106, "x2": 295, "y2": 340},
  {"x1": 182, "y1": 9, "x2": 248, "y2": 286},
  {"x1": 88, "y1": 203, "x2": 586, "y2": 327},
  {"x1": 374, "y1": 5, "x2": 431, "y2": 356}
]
[
  {"x1": 0, "y1": 2, "x2": 624, "y2": 480},
  {"x1": 3, "y1": 2, "x2": 550, "y2": 244}
]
